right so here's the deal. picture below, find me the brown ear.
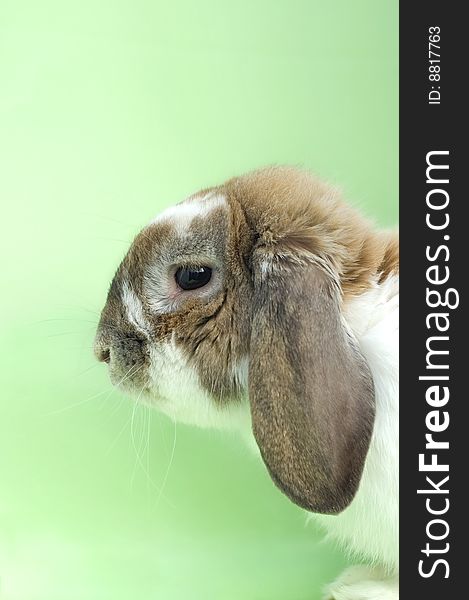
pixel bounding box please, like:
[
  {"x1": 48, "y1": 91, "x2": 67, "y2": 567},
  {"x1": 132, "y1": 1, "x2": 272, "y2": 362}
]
[{"x1": 249, "y1": 251, "x2": 375, "y2": 514}]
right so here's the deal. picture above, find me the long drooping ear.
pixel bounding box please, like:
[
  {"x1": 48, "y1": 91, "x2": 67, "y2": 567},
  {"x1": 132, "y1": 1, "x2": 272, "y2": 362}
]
[{"x1": 248, "y1": 250, "x2": 375, "y2": 514}]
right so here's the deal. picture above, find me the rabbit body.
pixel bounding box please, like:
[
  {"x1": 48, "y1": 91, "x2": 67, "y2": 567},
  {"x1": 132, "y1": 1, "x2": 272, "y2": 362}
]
[{"x1": 95, "y1": 167, "x2": 399, "y2": 599}]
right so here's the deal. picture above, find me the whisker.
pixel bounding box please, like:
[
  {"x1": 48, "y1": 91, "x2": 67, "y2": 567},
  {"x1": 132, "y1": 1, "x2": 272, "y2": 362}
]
[
  {"x1": 79, "y1": 212, "x2": 140, "y2": 228},
  {"x1": 146, "y1": 407, "x2": 152, "y2": 499},
  {"x1": 130, "y1": 387, "x2": 153, "y2": 490},
  {"x1": 107, "y1": 394, "x2": 126, "y2": 418},
  {"x1": 55, "y1": 305, "x2": 101, "y2": 317},
  {"x1": 53, "y1": 304, "x2": 101, "y2": 318},
  {"x1": 129, "y1": 398, "x2": 141, "y2": 489},
  {"x1": 45, "y1": 388, "x2": 115, "y2": 415},
  {"x1": 85, "y1": 236, "x2": 133, "y2": 245},
  {"x1": 45, "y1": 330, "x2": 96, "y2": 338},
  {"x1": 30, "y1": 318, "x2": 99, "y2": 326},
  {"x1": 152, "y1": 416, "x2": 178, "y2": 512},
  {"x1": 73, "y1": 363, "x2": 101, "y2": 377},
  {"x1": 46, "y1": 363, "x2": 143, "y2": 415},
  {"x1": 105, "y1": 408, "x2": 132, "y2": 456},
  {"x1": 128, "y1": 389, "x2": 174, "y2": 507}
]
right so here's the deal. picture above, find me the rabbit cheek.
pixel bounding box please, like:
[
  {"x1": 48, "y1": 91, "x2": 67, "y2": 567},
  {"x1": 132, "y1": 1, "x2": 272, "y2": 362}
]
[
  {"x1": 145, "y1": 337, "x2": 243, "y2": 429},
  {"x1": 141, "y1": 296, "x2": 250, "y2": 428}
]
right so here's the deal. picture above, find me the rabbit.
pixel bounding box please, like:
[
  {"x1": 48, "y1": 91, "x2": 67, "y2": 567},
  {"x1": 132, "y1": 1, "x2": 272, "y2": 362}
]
[{"x1": 94, "y1": 166, "x2": 399, "y2": 600}]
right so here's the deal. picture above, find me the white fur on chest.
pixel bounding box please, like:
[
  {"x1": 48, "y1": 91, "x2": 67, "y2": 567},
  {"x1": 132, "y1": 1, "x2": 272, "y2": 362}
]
[{"x1": 314, "y1": 275, "x2": 399, "y2": 571}]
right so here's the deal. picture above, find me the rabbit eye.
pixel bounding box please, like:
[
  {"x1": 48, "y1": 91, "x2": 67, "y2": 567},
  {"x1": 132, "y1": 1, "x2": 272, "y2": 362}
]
[{"x1": 175, "y1": 266, "x2": 212, "y2": 291}]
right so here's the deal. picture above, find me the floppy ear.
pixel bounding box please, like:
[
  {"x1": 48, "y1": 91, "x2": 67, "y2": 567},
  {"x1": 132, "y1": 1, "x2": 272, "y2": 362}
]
[{"x1": 248, "y1": 250, "x2": 375, "y2": 514}]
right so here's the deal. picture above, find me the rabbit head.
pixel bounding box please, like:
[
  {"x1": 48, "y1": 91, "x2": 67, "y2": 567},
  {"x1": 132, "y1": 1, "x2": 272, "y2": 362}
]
[{"x1": 94, "y1": 166, "x2": 397, "y2": 514}]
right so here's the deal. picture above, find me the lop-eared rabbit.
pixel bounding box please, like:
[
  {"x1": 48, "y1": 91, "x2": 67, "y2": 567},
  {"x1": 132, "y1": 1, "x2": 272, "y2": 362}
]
[{"x1": 95, "y1": 167, "x2": 399, "y2": 599}]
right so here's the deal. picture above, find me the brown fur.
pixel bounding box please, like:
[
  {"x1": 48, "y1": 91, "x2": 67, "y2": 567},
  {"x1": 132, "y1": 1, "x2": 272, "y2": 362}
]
[{"x1": 224, "y1": 166, "x2": 399, "y2": 299}]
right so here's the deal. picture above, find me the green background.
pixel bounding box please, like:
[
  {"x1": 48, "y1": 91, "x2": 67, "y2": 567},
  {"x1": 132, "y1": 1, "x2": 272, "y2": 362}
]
[{"x1": 0, "y1": 2, "x2": 398, "y2": 599}]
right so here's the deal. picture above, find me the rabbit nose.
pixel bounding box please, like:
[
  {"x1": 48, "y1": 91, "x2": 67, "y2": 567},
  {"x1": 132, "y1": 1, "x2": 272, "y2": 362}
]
[
  {"x1": 95, "y1": 343, "x2": 111, "y2": 363},
  {"x1": 94, "y1": 331, "x2": 111, "y2": 363}
]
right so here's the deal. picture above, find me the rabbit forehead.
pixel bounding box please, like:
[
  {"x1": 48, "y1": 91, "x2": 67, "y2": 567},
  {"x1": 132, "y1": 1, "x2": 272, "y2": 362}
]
[
  {"x1": 150, "y1": 191, "x2": 227, "y2": 235},
  {"x1": 144, "y1": 190, "x2": 230, "y2": 263}
]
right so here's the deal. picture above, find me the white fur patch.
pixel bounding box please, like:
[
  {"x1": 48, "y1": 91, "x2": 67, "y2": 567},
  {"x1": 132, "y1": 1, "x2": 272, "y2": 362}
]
[
  {"x1": 233, "y1": 356, "x2": 249, "y2": 390},
  {"x1": 324, "y1": 565, "x2": 399, "y2": 600},
  {"x1": 121, "y1": 281, "x2": 152, "y2": 338},
  {"x1": 147, "y1": 335, "x2": 251, "y2": 432},
  {"x1": 151, "y1": 193, "x2": 226, "y2": 237},
  {"x1": 314, "y1": 274, "x2": 399, "y2": 571}
]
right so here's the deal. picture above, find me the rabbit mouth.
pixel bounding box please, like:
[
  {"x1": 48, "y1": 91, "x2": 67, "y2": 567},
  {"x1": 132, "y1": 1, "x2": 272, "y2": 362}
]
[{"x1": 108, "y1": 360, "x2": 150, "y2": 394}]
